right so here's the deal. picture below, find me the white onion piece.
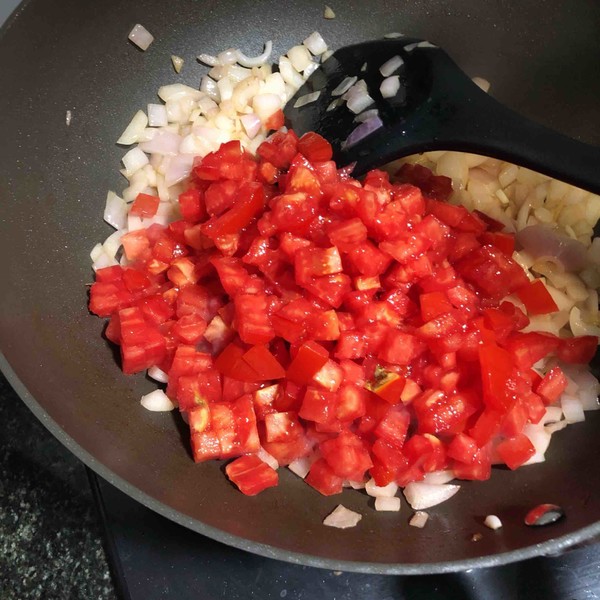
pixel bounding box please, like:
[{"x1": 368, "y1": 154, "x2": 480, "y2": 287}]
[
  {"x1": 327, "y1": 98, "x2": 343, "y2": 112},
  {"x1": 523, "y1": 423, "x2": 551, "y2": 465},
  {"x1": 240, "y1": 113, "x2": 262, "y2": 139},
  {"x1": 569, "y1": 306, "x2": 600, "y2": 337},
  {"x1": 127, "y1": 214, "x2": 145, "y2": 232},
  {"x1": 404, "y1": 42, "x2": 419, "y2": 52},
  {"x1": 355, "y1": 108, "x2": 379, "y2": 123},
  {"x1": 139, "y1": 131, "x2": 182, "y2": 156},
  {"x1": 541, "y1": 406, "x2": 563, "y2": 425},
  {"x1": 128, "y1": 24, "x2": 154, "y2": 51},
  {"x1": 200, "y1": 76, "x2": 220, "y2": 102},
  {"x1": 323, "y1": 505, "x2": 362, "y2": 529},
  {"x1": 164, "y1": 154, "x2": 194, "y2": 186},
  {"x1": 117, "y1": 110, "x2": 148, "y2": 145},
  {"x1": 102, "y1": 229, "x2": 125, "y2": 260},
  {"x1": 147, "y1": 104, "x2": 168, "y2": 127},
  {"x1": 236, "y1": 41, "x2": 273, "y2": 68},
  {"x1": 148, "y1": 366, "x2": 169, "y2": 383},
  {"x1": 472, "y1": 77, "x2": 491, "y2": 93},
  {"x1": 288, "y1": 456, "x2": 312, "y2": 479},
  {"x1": 158, "y1": 84, "x2": 204, "y2": 102},
  {"x1": 198, "y1": 96, "x2": 219, "y2": 118},
  {"x1": 561, "y1": 366, "x2": 600, "y2": 410},
  {"x1": 380, "y1": 75, "x2": 400, "y2": 99},
  {"x1": 422, "y1": 470, "x2": 455, "y2": 485},
  {"x1": 227, "y1": 65, "x2": 253, "y2": 84},
  {"x1": 303, "y1": 31, "x2": 328, "y2": 55},
  {"x1": 293, "y1": 91, "x2": 321, "y2": 108},
  {"x1": 171, "y1": 55, "x2": 184, "y2": 73},
  {"x1": 403, "y1": 483, "x2": 460, "y2": 510},
  {"x1": 321, "y1": 50, "x2": 334, "y2": 62},
  {"x1": 384, "y1": 32, "x2": 404, "y2": 39},
  {"x1": 379, "y1": 55, "x2": 404, "y2": 77},
  {"x1": 375, "y1": 497, "x2": 401, "y2": 512},
  {"x1": 323, "y1": 5, "x2": 336, "y2": 19},
  {"x1": 278, "y1": 56, "x2": 305, "y2": 89},
  {"x1": 103, "y1": 191, "x2": 128, "y2": 230},
  {"x1": 217, "y1": 48, "x2": 238, "y2": 65},
  {"x1": 288, "y1": 45, "x2": 313, "y2": 72},
  {"x1": 561, "y1": 394, "x2": 586, "y2": 423},
  {"x1": 217, "y1": 77, "x2": 234, "y2": 102},
  {"x1": 137, "y1": 127, "x2": 157, "y2": 143},
  {"x1": 417, "y1": 41, "x2": 438, "y2": 49},
  {"x1": 342, "y1": 116, "x2": 383, "y2": 149},
  {"x1": 197, "y1": 52, "x2": 220, "y2": 66},
  {"x1": 257, "y1": 447, "x2": 279, "y2": 470},
  {"x1": 348, "y1": 479, "x2": 366, "y2": 490},
  {"x1": 253, "y1": 93, "x2": 282, "y2": 121},
  {"x1": 346, "y1": 89, "x2": 375, "y2": 114},
  {"x1": 484, "y1": 515, "x2": 502, "y2": 530},
  {"x1": 140, "y1": 389, "x2": 175, "y2": 412},
  {"x1": 90, "y1": 243, "x2": 103, "y2": 263},
  {"x1": 409, "y1": 511, "x2": 429, "y2": 528},
  {"x1": 331, "y1": 76, "x2": 357, "y2": 97},
  {"x1": 365, "y1": 478, "x2": 398, "y2": 498},
  {"x1": 92, "y1": 251, "x2": 118, "y2": 271},
  {"x1": 303, "y1": 62, "x2": 320, "y2": 78},
  {"x1": 546, "y1": 420, "x2": 569, "y2": 434},
  {"x1": 516, "y1": 225, "x2": 588, "y2": 272},
  {"x1": 122, "y1": 147, "x2": 149, "y2": 176}
]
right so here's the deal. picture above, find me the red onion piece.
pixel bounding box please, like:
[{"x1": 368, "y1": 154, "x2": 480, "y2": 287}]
[
  {"x1": 342, "y1": 116, "x2": 383, "y2": 149},
  {"x1": 516, "y1": 224, "x2": 588, "y2": 271}
]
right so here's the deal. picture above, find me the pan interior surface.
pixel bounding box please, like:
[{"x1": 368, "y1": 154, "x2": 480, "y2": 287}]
[{"x1": 1, "y1": 0, "x2": 600, "y2": 573}]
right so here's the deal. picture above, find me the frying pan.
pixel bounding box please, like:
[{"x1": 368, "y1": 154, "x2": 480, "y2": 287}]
[{"x1": 1, "y1": 0, "x2": 600, "y2": 575}]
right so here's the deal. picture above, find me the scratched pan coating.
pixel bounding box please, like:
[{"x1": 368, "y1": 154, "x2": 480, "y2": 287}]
[{"x1": 1, "y1": 0, "x2": 600, "y2": 574}]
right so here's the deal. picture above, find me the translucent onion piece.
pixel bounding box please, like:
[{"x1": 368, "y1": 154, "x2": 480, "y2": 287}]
[
  {"x1": 103, "y1": 191, "x2": 128, "y2": 230},
  {"x1": 403, "y1": 483, "x2": 460, "y2": 510},
  {"x1": 236, "y1": 41, "x2": 273, "y2": 68},
  {"x1": 122, "y1": 147, "x2": 149, "y2": 176},
  {"x1": 147, "y1": 366, "x2": 169, "y2": 383},
  {"x1": 409, "y1": 511, "x2": 429, "y2": 528},
  {"x1": 128, "y1": 24, "x2": 154, "y2": 51},
  {"x1": 331, "y1": 76, "x2": 357, "y2": 97},
  {"x1": 303, "y1": 31, "x2": 328, "y2": 55},
  {"x1": 147, "y1": 104, "x2": 168, "y2": 127},
  {"x1": 324, "y1": 5, "x2": 336, "y2": 19},
  {"x1": 117, "y1": 110, "x2": 148, "y2": 145},
  {"x1": 293, "y1": 91, "x2": 321, "y2": 109},
  {"x1": 379, "y1": 55, "x2": 404, "y2": 77},
  {"x1": 140, "y1": 389, "x2": 175, "y2": 412},
  {"x1": 365, "y1": 478, "x2": 398, "y2": 498},
  {"x1": 380, "y1": 75, "x2": 400, "y2": 99},
  {"x1": 484, "y1": 515, "x2": 503, "y2": 530},
  {"x1": 171, "y1": 55, "x2": 184, "y2": 73},
  {"x1": 323, "y1": 505, "x2": 362, "y2": 529},
  {"x1": 375, "y1": 497, "x2": 401, "y2": 512}
]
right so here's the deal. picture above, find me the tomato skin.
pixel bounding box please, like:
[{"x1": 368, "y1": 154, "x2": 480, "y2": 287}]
[
  {"x1": 225, "y1": 455, "x2": 279, "y2": 496},
  {"x1": 497, "y1": 433, "x2": 535, "y2": 470},
  {"x1": 516, "y1": 280, "x2": 559, "y2": 315},
  {"x1": 556, "y1": 336, "x2": 598, "y2": 364}
]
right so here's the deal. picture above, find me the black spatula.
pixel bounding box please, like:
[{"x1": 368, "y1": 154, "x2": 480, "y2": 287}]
[{"x1": 284, "y1": 38, "x2": 600, "y2": 194}]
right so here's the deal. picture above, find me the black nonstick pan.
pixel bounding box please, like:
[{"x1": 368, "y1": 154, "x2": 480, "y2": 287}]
[{"x1": 1, "y1": 0, "x2": 600, "y2": 575}]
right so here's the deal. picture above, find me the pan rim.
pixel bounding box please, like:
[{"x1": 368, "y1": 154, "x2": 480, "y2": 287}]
[{"x1": 3, "y1": 350, "x2": 600, "y2": 574}]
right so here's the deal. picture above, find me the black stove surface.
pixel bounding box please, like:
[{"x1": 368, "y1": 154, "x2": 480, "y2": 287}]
[{"x1": 90, "y1": 472, "x2": 600, "y2": 600}]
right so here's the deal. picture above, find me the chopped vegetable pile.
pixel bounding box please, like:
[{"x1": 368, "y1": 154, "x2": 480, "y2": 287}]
[{"x1": 89, "y1": 130, "x2": 598, "y2": 498}]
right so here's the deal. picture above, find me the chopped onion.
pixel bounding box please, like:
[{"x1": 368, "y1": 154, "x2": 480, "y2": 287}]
[
  {"x1": 569, "y1": 306, "x2": 600, "y2": 337},
  {"x1": 375, "y1": 497, "x2": 401, "y2": 512},
  {"x1": 346, "y1": 88, "x2": 374, "y2": 114},
  {"x1": 158, "y1": 84, "x2": 204, "y2": 102},
  {"x1": 217, "y1": 48, "x2": 238, "y2": 65},
  {"x1": 287, "y1": 45, "x2": 313, "y2": 72},
  {"x1": 197, "y1": 52, "x2": 220, "y2": 67},
  {"x1": 323, "y1": 505, "x2": 362, "y2": 529},
  {"x1": 331, "y1": 76, "x2": 357, "y2": 97},
  {"x1": 321, "y1": 50, "x2": 334, "y2": 62},
  {"x1": 122, "y1": 147, "x2": 149, "y2": 176},
  {"x1": 102, "y1": 229, "x2": 125, "y2": 259},
  {"x1": 65, "y1": 110, "x2": 72, "y2": 126},
  {"x1": 348, "y1": 479, "x2": 366, "y2": 490},
  {"x1": 561, "y1": 366, "x2": 600, "y2": 410},
  {"x1": 253, "y1": 93, "x2": 282, "y2": 121},
  {"x1": 278, "y1": 56, "x2": 305, "y2": 89},
  {"x1": 523, "y1": 423, "x2": 551, "y2": 465},
  {"x1": 365, "y1": 478, "x2": 398, "y2": 498},
  {"x1": 165, "y1": 154, "x2": 194, "y2": 186},
  {"x1": 422, "y1": 470, "x2": 455, "y2": 485},
  {"x1": 403, "y1": 483, "x2": 460, "y2": 510},
  {"x1": 288, "y1": 456, "x2": 312, "y2": 479},
  {"x1": 342, "y1": 116, "x2": 383, "y2": 149},
  {"x1": 293, "y1": 91, "x2": 321, "y2": 108},
  {"x1": 546, "y1": 420, "x2": 569, "y2": 434},
  {"x1": 327, "y1": 98, "x2": 343, "y2": 112},
  {"x1": 303, "y1": 31, "x2": 328, "y2": 55},
  {"x1": 103, "y1": 191, "x2": 128, "y2": 230},
  {"x1": 148, "y1": 366, "x2": 169, "y2": 383},
  {"x1": 303, "y1": 62, "x2": 320, "y2": 78},
  {"x1": 257, "y1": 447, "x2": 279, "y2": 470},
  {"x1": 92, "y1": 251, "x2": 118, "y2": 271},
  {"x1": 128, "y1": 24, "x2": 154, "y2": 51},
  {"x1": 117, "y1": 110, "x2": 148, "y2": 145},
  {"x1": 472, "y1": 77, "x2": 491, "y2": 93},
  {"x1": 90, "y1": 243, "x2": 103, "y2": 263},
  {"x1": 379, "y1": 55, "x2": 404, "y2": 77},
  {"x1": 541, "y1": 406, "x2": 563, "y2": 425},
  {"x1": 236, "y1": 41, "x2": 273, "y2": 68},
  {"x1": 139, "y1": 131, "x2": 182, "y2": 155},
  {"x1": 323, "y1": 5, "x2": 336, "y2": 18},
  {"x1": 561, "y1": 394, "x2": 586, "y2": 423},
  {"x1": 147, "y1": 104, "x2": 168, "y2": 127},
  {"x1": 484, "y1": 515, "x2": 502, "y2": 530},
  {"x1": 354, "y1": 109, "x2": 379, "y2": 123},
  {"x1": 217, "y1": 76, "x2": 234, "y2": 102},
  {"x1": 171, "y1": 55, "x2": 184, "y2": 73},
  {"x1": 380, "y1": 75, "x2": 400, "y2": 99},
  {"x1": 404, "y1": 42, "x2": 419, "y2": 52},
  {"x1": 384, "y1": 32, "x2": 404, "y2": 39},
  {"x1": 140, "y1": 389, "x2": 175, "y2": 412},
  {"x1": 417, "y1": 41, "x2": 437, "y2": 49},
  {"x1": 240, "y1": 113, "x2": 262, "y2": 139},
  {"x1": 409, "y1": 511, "x2": 429, "y2": 528}
]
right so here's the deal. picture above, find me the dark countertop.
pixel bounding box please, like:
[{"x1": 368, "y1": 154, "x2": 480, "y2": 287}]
[{"x1": 0, "y1": 373, "x2": 117, "y2": 599}]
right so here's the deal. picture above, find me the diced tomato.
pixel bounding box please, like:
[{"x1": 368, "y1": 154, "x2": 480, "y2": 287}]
[
  {"x1": 130, "y1": 193, "x2": 160, "y2": 218},
  {"x1": 241, "y1": 345, "x2": 286, "y2": 380},
  {"x1": 297, "y1": 132, "x2": 333, "y2": 162},
  {"x1": 556, "y1": 336, "x2": 598, "y2": 364},
  {"x1": 305, "y1": 458, "x2": 344, "y2": 496},
  {"x1": 497, "y1": 434, "x2": 535, "y2": 470},
  {"x1": 234, "y1": 293, "x2": 275, "y2": 345},
  {"x1": 378, "y1": 331, "x2": 426, "y2": 365},
  {"x1": 480, "y1": 231, "x2": 515, "y2": 257},
  {"x1": 178, "y1": 188, "x2": 206, "y2": 222},
  {"x1": 374, "y1": 406, "x2": 410, "y2": 447},
  {"x1": 225, "y1": 455, "x2": 278, "y2": 496},
  {"x1": 287, "y1": 341, "x2": 329, "y2": 385},
  {"x1": 264, "y1": 108, "x2": 284, "y2": 131},
  {"x1": 264, "y1": 411, "x2": 303, "y2": 442},
  {"x1": 320, "y1": 431, "x2": 373, "y2": 482},
  {"x1": 479, "y1": 344, "x2": 517, "y2": 412},
  {"x1": 535, "y1": 366, "x2": 568, "y2": 405},
  {"x1": 299, "y1": 386, "x2": 337, "y2": 424},
  {"x1": 469, "y1": 409, "x2": 503, "y2": 447},
  {"x1": 446, "y1": 433, "x2": 479, "y2": 465},
  {"x1": 503, "y1": 332, "x2": 560, "y2": 369},
  {"x1": 516, "y1": 280, "x2": 559, "y2": 315}
]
